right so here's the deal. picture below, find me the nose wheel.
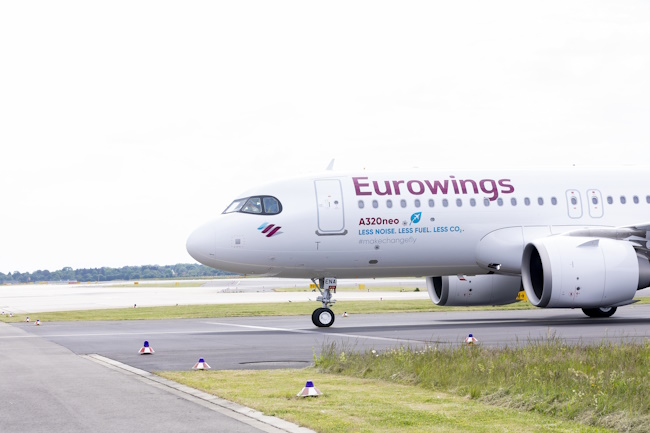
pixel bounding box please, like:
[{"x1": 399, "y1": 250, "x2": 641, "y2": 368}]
[
  {"x1": 312, "y1": 307, "x2": 335, "y2": 327},
  {"x1": 311, "y1": 277, "x2": 337, "y2": 327}
]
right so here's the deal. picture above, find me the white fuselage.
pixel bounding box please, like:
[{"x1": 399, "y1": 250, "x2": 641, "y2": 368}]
[{"x1": 186, "y1": 167, "x2": 650, "y2": 279}]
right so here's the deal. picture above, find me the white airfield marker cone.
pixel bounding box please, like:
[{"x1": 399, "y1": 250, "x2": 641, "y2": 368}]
[
  {"x1": 139, "y1": 340, "x2": 154, "y2": 354},
  {"x1": 465, "y1": 333, "x2": 478, "y2": 345},
  {"x1": 25, "y1": 316, "x2": 30, "y2": 322},
  {"x1": 192, "y1": 358, "x2": 211, "y2": 370},
  {"x1": 35, "y1": 319, "x2": 40, "y2": 326},
  {"x1": 297, "y1": 380, "x2": 322, "y2": 397}
]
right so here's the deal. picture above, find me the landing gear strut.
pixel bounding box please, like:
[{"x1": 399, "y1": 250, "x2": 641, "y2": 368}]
[{"x1": 311, "y1": 277, "x2": 336, "y2": 327}]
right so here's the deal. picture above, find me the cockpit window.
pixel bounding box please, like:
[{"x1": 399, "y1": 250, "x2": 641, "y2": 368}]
[
  {"x1": 263, "y1": 197, "x2": 281, "y2": 214},
  {"x1": 223, "y1": 196, "x2": 283, "y2": 215},
  {"x1": 241, "y1": 197, "x2": 263, "y2": 213},
  {"x1": 224, "y1": 198, "x2": 247, "y2": 213}
]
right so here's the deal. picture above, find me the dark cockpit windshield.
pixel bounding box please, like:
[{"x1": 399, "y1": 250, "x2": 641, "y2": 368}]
[{"x1": 223, "y1": 196, "x2": 282, "y2": 215}]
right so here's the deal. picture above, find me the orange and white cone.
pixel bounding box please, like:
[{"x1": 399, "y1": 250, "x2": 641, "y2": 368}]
[
  {"x1": 192, "y1": 358, "x2": 211, "y2": 370},
  {"x1": 139, "y1": 340, "x2": 154, "y2": 354},
  {"x1": 297, "y1": 380, "x2": 322, "y2": 397}
]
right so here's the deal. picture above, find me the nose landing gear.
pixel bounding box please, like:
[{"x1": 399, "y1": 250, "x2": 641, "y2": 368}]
[{"x1": 311, "y1": 277, "x2": 336, "y2": 327}]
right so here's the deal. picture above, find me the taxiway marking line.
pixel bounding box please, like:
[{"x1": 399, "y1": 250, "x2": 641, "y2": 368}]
[{"x1": 204, "y1": 321, "x2": 432, "y2": 345}]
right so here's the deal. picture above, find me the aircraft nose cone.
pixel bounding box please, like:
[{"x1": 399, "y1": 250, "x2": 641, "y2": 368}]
[{"x1": 186, "y1": 222, "x2": 216, "y2": 265}]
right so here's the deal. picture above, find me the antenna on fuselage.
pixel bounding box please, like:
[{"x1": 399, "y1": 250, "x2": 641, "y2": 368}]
[{"x1": 325, "y1": 159, "x2": 335, "y2": 171}]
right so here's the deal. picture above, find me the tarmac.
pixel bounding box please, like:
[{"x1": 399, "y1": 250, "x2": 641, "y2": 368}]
[
  {"x1": 2, "y1": 278, "x2": 650, "y2": 432},
  {"x1": 0, "y1": 321, "x2": 313, "y2": 433},
  {"x1": 0, "y1": 277, "x2": 426, "y2": 313}
]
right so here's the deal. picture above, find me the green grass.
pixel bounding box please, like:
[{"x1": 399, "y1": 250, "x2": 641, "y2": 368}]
[
  {"x1": 159, "y1": 368, "x2": 608, "y2": 433},
  {"x1": 274, "y1": 285, "x2": 424, "y2": 292},
  {"x1": 3, "y1": 297, "x2": 648, "y2": 322},
  {"x1": 0, "y1": 299, "x2": 546, "y2": 323},
  {"x1": 313, "y1": 339, "x2": 650, "y2": 432},
  {"x1": 105, "y1": 281, "x2": 207, "y2": 288}
]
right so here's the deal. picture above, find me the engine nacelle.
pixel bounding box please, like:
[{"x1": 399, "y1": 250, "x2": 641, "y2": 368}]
[
  {"x1": 521, "y1": 236, "x2": 650, "y2": 308},
  {"x1": 426, "y1": 275, "x2": 522, "y2": 306}
]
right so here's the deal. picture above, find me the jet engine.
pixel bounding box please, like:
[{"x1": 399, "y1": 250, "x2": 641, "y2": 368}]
[
  {"x1": 521, "y1": 236, "x2": 650, "y2": 309},
  {"x1": 426, "y1": 274, "x2": 522, "y2": 306}
]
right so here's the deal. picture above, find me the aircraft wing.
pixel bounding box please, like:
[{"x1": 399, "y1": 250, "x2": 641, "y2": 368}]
[{"x1": 561, "y1": 222, "x2": 650, "y2": 255}]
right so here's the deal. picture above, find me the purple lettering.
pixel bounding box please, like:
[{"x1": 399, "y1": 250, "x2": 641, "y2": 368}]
[
  {"x1": 459, "y1": 179, "x2": 479, "y2": 194},
  {"x1": 406, "y1": 180, "x2": 425, "y2": 195},
  {"x1": 353, "y1": 177, "x2": 371, "y2": 196},
  {"x1": 425, "y1": 180, "x2": 449, "y2": 195},
  {"x1": 373, "y1": 180, "x2": 392, "y2": 196},
  {"x1": 450, "y1": 175, "x2": 460, "y2": 194},
  {"x1": 499, "y1": 179, "x2": 515, "y2": 194},
  {"x1": 480, "y1": 179, "x2": 498, "y2": 201},
  {"x1": 392, "y1": 180, "x2": 405, "y2": 195}
]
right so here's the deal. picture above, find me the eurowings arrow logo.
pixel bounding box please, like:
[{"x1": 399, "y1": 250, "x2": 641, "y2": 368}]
[{"x1": 257, "y1": 222, "x2": 282, "y2": 237}]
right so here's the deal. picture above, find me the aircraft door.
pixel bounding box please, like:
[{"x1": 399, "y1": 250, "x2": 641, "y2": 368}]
[
  {"x1": 565, "y1": 189, "x2": 583, "y2": 219},
  {"x1": 314, "y1": 179, "x2": 347, "y2": 235},
  {"x1": 586, "y1": 189, "x2": 604, "y2": 218}
]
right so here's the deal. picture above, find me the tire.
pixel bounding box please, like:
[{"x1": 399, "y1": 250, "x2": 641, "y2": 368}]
[
  {"x1": 312, "y1": 307, "x2": 335, "y2": 327},
  {"x1": 582, "y1": 306, "x2": 617, "y2": 318}
]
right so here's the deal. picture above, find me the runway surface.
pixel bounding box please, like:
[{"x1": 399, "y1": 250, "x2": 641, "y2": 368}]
[
  {"x1": 0, "y1": 277, "x2": 426, "y2": 313},
  {"x1": 3, "y1": 281, "x2": 650, "y2": 433},
  {"x1": 11, "y1": 304, "x2": 650, "y2": 372}
]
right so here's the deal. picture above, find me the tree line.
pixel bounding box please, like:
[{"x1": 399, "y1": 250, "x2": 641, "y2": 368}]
[{"x1": 0, "y1": 263, "x2": 235, "y2": 284}]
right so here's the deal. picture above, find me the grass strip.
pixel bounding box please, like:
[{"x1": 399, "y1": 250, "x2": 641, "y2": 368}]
[
  {"x1": 274, "y1": 286, "x2": 426, "y2": 292},
  {"x1": 158, "y1": 368, "x2": 607, "y2": 433},
  {"x1": 313, "y1": 339, "x2": 650, "y2": 432},
  {"x1": 2, "y1": 297, "x2": 648, "y2": 322}
]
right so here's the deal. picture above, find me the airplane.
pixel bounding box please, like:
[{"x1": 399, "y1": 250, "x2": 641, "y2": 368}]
[{"x1": 186, "y1": 166, "x2": 650, "y2": 327}]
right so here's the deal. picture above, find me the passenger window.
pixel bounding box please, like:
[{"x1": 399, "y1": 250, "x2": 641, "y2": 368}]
[
  {"x1": 647, "y1": 195, "x2": 650, "y2": 204},
  {"x1": 428, "y1": 199, "x2": 435, "y2": 207},
  {"x1": 620, "y1": 196, "x2": 626, "y2": 204},
  {"x1": 607, "y1": 196, "x2": 613, "y2": 204},
  {"x1": 372, "y1": 200, "x2": 379, "y2": 209},
  {"x1": 386, "y1": 200, "x2": 393, "y2": 208},
  {"x1": 456, "y1": 198, "x2": 462, "y2": 207},
  {"x1": 570, "y1": 197, "x2": 577, "y2": 205},
  {"x1": 634, "y1": 196, "x2": 639, "y2": 204},
  {"x1": 470, "y1": 198, "x2": 476, "y2": 207},
  {"x1": 400, "y1": 199, "x2": 407, "y2": 208},
  {"x1": 511, "y1": 198, "x2": 517, "y2": 206},
  {"x1": 414, "y1": 199, "x2": 421, "y2": 208},
  {"x1": 592, "y1": 197, "x2": 599, "y2": 205},
  {"x1": 442, "y1": 199, "x2": 449, "y2": 207},
  {"x1": 483, "y1": 198, "x2": 490, "y2": 207},
  {"x1": 497, "y1": 198, "x2": 503, "y2": 206},
  {"x1": 241, "y1": 197, "x2": 263, "y2": 213},
  {"x1": 263, "y1": 197, "x2": 281, "y2": 214},
  {"x1": 551, "y1": 197, "x2": 557, "y2": 205},
  {"x1": 524, "y1": 197, "x2": 531, "y2": 206},
  {"x1": 358, "y1": 200, "x2": 365, "y2": 209},
  {"x1": 538, "y1": 197, "x2": 544, "y2": 206}
]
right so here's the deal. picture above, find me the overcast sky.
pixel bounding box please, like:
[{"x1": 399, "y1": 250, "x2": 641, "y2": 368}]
[{"x1": 1, "y1": 1, "x2": 649, "y2": 273}]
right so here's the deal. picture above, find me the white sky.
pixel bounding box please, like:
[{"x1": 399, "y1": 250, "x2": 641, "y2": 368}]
[{"x1": 1, "y1": 1, "x2": 649, "y2": 273}]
